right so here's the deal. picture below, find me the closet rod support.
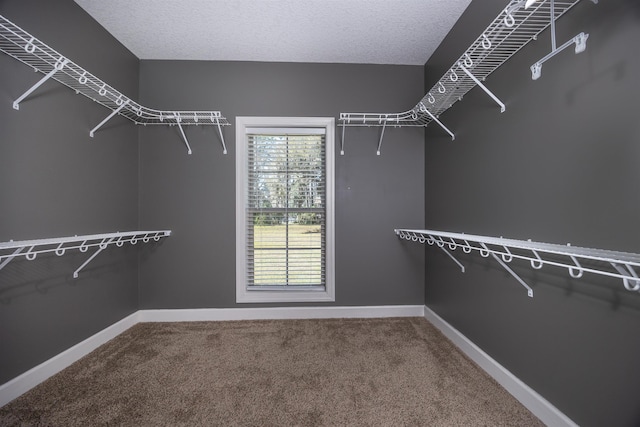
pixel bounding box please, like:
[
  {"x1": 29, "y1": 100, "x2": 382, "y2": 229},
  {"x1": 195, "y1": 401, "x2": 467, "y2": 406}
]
[
  {"x1": 90, "y1": 100, "x2": 129, "y2": 137},
  {"x1": 458, "y1": 64, "x2": 506, "y2": 113},
  {"x1": 13, "y1": 58, "x2": 69, "y2": 110},
  {"x1": 423, "y1": 109, "x2": 455, "y2": 140}
]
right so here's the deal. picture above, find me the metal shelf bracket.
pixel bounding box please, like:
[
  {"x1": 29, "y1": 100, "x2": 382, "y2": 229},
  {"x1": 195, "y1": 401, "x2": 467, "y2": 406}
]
[
  {"x1": 611, "y1": 263, "x2": 640, "y2": 292},
  {"x1": 376, "y1": 120, "x2": 387, "y2": 155},
  {"x1": 13, "y1": 56, "x2": 68, "y2": 110},
  {"x1": 172, "y1": 112, "x2": 193, "y2": 155},
  {"x1": 458, "y1": 63, "x2": 505, "y2": 113},
  {"x1": 216, "y1": 120, "x2": 228, "y2": 155},
  {"x1": 73, "y1": 236, "x2": 114, "y2": 278},
  {"x1": 90, "y1": 99, "x2": 129, "y2": 137},
  {"x1": 420, "y1": 104, "x2": 455, "y2": 141},
  {"x1": 481, "y1": 242, "x2": 534, "y2": 297},
  {"x1": 433, "y1": 234, "x2": 466, "y2": 273},
  {"x1": 0, "y1": 246, "x2": 23, "y2": 271}
]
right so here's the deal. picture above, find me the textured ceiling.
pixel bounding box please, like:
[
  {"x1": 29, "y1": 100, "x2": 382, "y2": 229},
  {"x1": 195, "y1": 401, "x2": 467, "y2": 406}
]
[{"x1": 74, "y1": 0, "x2": 472, "y2": 65}]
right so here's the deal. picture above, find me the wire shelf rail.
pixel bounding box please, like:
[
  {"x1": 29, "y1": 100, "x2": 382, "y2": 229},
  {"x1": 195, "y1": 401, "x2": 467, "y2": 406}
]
[
  {"x1": 338, "y1": 0, "x2": 596, "y2": 154},
  {"x1": 0, "y1": 230, "x2": 171, "y2": 279},
  {"x1": 0, "y1": 14, "x2": 230, "y2": 154},
  {"x1": 395, "y1": 228, "x2": 640, "y2": 298}
]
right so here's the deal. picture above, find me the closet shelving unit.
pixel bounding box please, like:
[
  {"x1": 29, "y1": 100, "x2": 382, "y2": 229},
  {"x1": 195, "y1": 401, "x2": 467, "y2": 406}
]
[
  {"x1": 0, "y1": 230, "x2": 171, "y2": 279},
  {"x1": 396, "y1": 229, "x2": 640, "y2": 298},
  {"x1": 338, "y1": 0, "x2": 596, "y2": 155},
  {"x1": 0, "y1": 14, "x2": 230, "y2": 155}
]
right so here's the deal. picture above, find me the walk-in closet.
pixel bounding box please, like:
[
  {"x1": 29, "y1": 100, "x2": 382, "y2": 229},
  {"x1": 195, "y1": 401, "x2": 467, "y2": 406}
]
[{"x1": 1, "y1": 0, "x2": 639, "y2": 425}]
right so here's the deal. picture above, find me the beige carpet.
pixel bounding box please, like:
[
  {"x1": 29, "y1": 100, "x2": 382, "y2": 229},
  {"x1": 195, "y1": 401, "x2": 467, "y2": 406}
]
[{"x1": 0, "y1": 317, "x2": 543, "y2": 426}]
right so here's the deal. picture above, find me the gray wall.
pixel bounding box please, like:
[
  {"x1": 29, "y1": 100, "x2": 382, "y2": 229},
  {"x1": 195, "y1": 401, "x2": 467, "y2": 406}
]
[
  {"x1": 0, "y1": 1, "x2": 140, "y2": 383},
  {"x1": 138, "y1": 61, "x2": 426, "y2": 308},
  {"x1": 422, "y1": 0, "x2": 640, "y2": 425}
]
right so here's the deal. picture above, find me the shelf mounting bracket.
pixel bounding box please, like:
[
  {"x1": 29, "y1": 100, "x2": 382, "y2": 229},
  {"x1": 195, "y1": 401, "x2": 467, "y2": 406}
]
[
  {"x1": 611, "y1": 263, "x2": 640, "y2": 292},
  {"x1": 73, "y1": 237, "x2": 114, "y2": 279},
  {"x1": 437, "y1": 244, "x2": 466, "y2": 273},
  {"x1": 173, "y1": 112, "x2": 192, "y2": 155},
  {"x1": 423, "y1": 109, "x2": 455, "y2": 141},
  {"x1": 13, "y1": 57, "x2": 68, "y2": 110},
  {"x1": 90, "y1": 100, "x2": 129, "y2": 137},
  {"x1": 0, "y1": 246, "x2": 24, "y2": 272},
  {"x1": 376, "y1": 120, "x2": 387, "y2": 155},
  {"x1": 481, "y1": 242, "x2": 534, "y2": 297},
  {"x1": 216, "y1": 120, "x2": 227, "y2": 154},
  {"x1": 458, "y1": 63, "x2": 506, "y2": 113}
]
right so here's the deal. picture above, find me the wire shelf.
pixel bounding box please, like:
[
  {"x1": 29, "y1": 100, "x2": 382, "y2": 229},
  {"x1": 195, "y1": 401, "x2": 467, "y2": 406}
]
[
  {"x1": 0, "y1": 230, "x2": 171, "y2": 279},
  {"x1": 0, "y1": 14, "x2": 230, "y2": 153},
  {"x1": 339, "y1": 0, "x2": 591, "y2": 131},
  {"x1": 396, "y1": 229, "x2": 640, "y2": 298}
]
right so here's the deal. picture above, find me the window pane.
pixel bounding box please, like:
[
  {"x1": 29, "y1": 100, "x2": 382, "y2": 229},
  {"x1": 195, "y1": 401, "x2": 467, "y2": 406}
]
[
  {"x1": 287, "y1": 214, "x2": 322, "y2": 248},
  {"x1": 248, "y1": 134, "x2": 324, "y2": 211},
  {"x1": 287, "y1": 249, "x2": 323, "y2": 285},
  {"x1": 252, "y1": 249, "x2": 287, "y2": 285},
  {"x1": 251, "y1": 214, "x2": 287, "y2": 248},
  {"x1": 250, "y1": 213, "x2": 324, "y2": 287}
]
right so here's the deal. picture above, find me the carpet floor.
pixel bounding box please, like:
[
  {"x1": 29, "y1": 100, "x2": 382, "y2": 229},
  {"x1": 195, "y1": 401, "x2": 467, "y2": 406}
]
[{"x1": 0, "y1": 317, "x2": 543, "y2": 426}]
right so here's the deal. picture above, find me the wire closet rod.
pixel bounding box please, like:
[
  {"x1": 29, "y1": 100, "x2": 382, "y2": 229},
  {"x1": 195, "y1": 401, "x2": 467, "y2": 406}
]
[
  {"x1": 338, "y1": 0, "x2": 596, "y2": 154},
  {"x1": 0, "y1": 14, "x2": 229, "y2": 154},
  {"x1": 395, "y1": 228, "x2": 640, "y2": 298},
  {"x1": 0, "y1": 230, "x2": 171, "y2": 279}
]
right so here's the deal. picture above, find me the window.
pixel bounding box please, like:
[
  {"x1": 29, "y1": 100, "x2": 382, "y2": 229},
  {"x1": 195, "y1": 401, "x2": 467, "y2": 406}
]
[{"x1": 236, "y1": 117, "x2": 335, "y2": 303}]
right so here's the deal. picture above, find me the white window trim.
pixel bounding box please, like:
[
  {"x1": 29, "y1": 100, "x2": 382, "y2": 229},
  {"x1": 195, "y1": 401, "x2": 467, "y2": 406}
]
[{"x1": 236, "y1": 116, "x2": 335, "y2": 303}]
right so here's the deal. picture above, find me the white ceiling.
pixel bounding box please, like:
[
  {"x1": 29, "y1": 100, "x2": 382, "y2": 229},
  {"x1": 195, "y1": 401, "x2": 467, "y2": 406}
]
[{"x1": 74, "y1": 0, "x2": 472, "y2": 65}]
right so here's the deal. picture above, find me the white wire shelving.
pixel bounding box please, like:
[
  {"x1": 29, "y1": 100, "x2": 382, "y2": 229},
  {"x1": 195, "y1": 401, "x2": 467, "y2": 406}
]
[
  {"x1": 0, "y1": 14, "x2": 230, "y2": 155},
  {"x1": 0, "y1": 230, "x2": 171, "y2": 279},
  {"x1": 395, "y1": 228, "x2": 640, "y2": 298},
  {"x1": 338, "y1": 0, "x2": 597, "y2": 155}
]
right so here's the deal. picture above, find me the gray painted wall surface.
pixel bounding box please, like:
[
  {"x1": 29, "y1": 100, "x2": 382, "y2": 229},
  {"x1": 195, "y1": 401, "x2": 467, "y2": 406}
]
[
  {"x1": 0, "y1": 1, "x2": 140, "y2": 383},
  {"x1": 138, "y1": 61, "x2": 426, "y2": 308},
  {"x1": 421, "y1": 0, "x2": 640, "y2": 425}
]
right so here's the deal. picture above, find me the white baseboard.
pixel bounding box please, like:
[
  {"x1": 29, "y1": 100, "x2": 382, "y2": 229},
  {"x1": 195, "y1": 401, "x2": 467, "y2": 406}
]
[
  {"x1": 139, "y1": 305, "x2": 425, "y2": 322},
  {"x1": 1, "y1": 305, "x2": 423, "y2": 407},
  {"x1": 0, "y1": 311, "x2": 139, "y2": 408},
  {"x1": 424, "y1": 306, "x2": 577, "y2": 427}
]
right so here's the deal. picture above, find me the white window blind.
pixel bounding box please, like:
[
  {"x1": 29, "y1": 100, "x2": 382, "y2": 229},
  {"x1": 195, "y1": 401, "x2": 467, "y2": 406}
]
[{"x1": 246, "y1": 129, "x2": 326, "y2": 290}]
